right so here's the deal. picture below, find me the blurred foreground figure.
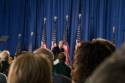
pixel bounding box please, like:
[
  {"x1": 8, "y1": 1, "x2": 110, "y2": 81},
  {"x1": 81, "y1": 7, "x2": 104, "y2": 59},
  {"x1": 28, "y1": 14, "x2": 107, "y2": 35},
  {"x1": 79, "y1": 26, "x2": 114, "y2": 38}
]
[
  {"x1": 72, "y1": 40, "x2": 115, "y2": 83},
  {"x1": 0, "y1": 50, "x2": 10, "y2": 75},
  {"x1": 85, "y1": 44, "x2": 125, "y2": 83},
  {"x1": 8, "y1": 52, "x2": 52, "y2": 83}
]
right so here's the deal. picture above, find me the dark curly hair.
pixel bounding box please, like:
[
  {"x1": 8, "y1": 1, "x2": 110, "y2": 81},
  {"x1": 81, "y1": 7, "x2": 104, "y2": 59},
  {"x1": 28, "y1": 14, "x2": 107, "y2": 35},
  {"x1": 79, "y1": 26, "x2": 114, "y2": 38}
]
[{"x1": 73, "y1": 40, "x2": 115, "y2": 83}]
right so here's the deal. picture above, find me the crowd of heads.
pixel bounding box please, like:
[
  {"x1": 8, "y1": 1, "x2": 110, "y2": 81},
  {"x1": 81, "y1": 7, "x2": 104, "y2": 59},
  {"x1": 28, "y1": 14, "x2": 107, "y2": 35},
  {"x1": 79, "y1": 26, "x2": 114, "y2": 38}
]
[{"x1": 1, "y1": 38, "x2": 125, "y2": 83}]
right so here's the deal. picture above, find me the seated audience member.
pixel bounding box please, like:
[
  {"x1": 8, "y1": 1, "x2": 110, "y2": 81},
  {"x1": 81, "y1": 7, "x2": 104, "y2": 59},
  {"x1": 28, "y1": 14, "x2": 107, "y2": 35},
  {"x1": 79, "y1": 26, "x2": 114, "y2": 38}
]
[
  {"x1": 34, "y1": 48, "x2": 54, "y2": 64},
  {"x1": 52, "y1": 46, "x2": 60, "y2": 65},
  {"x1": 92, "y1": 38, "x2": 116, "y2": 52},
  {"x1": 0, "y1": 50, "x2": 10, "y2": 75},
  {"x1": 72, "y1": 41, "x2": 115, "y2": 83},
  {"x1": 8, "y1": 56, "x2": 14, "y2": 64},
  {"x1": 52, "y1": 45, "x2": 60, "y2": 60},
  {"x1": 53, "y1": 52, "x2": 71, "y2": 78},
  {"x1": 34, "y1": 48, "x2": 71, "y2": 83},
  {"x1": 8, "y1": 52, "x2": 52, "y2": 83},
  {"x1": 58, "y1": 40, "x2": 70, "y2": 65},
  {"x1": 0, "y1": 61, "x2": 7, "y2": 83},
  {"x1": 85, "y1": 44, "x2": 125, "y2": 83},
  {"x1": 58, "y1": 40, "x2": 65, "y2": 52}
]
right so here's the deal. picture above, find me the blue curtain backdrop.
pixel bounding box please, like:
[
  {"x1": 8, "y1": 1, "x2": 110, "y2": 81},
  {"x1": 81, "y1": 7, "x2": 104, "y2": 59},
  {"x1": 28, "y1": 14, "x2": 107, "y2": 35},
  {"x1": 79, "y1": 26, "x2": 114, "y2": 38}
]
[{"x1": 0, "y1": 0, "x2": 125, "y2": 62}]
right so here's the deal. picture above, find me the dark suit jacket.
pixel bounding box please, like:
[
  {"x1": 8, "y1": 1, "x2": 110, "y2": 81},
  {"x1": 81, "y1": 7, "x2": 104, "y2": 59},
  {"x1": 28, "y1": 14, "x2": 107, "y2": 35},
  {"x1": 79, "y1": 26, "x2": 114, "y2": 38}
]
[
  {"x1": 53, "y1": 62, "x2": 71, "y2": 78},
  {"x1": 53, "y1": 74, "x2": 71, "y2": 83}
]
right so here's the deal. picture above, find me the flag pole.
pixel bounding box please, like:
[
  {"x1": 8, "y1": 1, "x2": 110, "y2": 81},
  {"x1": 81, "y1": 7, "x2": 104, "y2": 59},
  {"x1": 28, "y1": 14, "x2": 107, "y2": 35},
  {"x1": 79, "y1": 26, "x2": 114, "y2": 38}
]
[
  {"x1": 28, "y1": 32, "x2": 34, "y2": 52},
  {"x1": 112, "y1": 26, "x2": 115, "y2": 44},
  {"x1": 15, "y1": 33, "x2": 22, "y2": 55}
]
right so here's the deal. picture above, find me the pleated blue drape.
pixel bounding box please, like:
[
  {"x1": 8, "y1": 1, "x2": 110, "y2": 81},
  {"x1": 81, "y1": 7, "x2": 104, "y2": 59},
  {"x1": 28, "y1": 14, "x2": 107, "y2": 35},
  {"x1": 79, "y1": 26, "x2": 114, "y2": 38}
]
[{"x1": 0, "y1": 0, "x2": 125, "y2": 63}]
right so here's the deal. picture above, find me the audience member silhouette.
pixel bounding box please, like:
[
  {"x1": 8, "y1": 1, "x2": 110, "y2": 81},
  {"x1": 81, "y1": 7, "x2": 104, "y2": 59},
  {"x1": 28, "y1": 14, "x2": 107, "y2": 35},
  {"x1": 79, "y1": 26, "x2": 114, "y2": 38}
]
[
  {"x1": 0, "y1": 50, "x2": 10, "y2": 75},
  {"x1": 72, "y1": 40, "x2": 115, "y2": 83},
  {"x1": 8, "y1": 52, "x2": 52, "y2": 83},
  {"x1": 52, "y1": 45, "x2": 60, "y2": 60},
  {"x1": 58, "y1": 40, "x2": 65, "y2": 52},
  {"x1": 53, "y1": 52, "x2": 71, "y2": 78},
  {"x1": 0, "y1": 59, "x2": 7, "y2": 83},
  {"x1": 85, "y1": 44, "x2": 125, "y2": 83}
]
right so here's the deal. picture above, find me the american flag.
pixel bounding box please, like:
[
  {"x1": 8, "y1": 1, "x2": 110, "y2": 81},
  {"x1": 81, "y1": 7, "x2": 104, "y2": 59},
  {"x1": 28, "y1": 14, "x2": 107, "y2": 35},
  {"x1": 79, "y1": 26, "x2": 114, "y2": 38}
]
[
  {"x1": 41, "y1": 17, "x2": 47, "y2": 48},
  {"x1": 63, "y1": 15, "x2": 70, "y2": 65},
  {"x1": 63, "y1": 41, "x2": 70, "y2": 65},
  {"x1": 63, "y1": 15, "x2": 69, "y2": 41},
  {"x1": 75, "y1": 13, "x2": 82, "y2": 50},
  {"x1": 51, "y1": 16, "x2": 58, "y2": 49},
  {"x1": 75, "y1": 0, "x2": 82, "y2": 50}
]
